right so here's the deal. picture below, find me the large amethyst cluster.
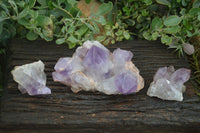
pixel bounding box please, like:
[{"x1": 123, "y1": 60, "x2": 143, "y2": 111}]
[{"x1": 52, "y1": 40, "x2": 144, "y2": 95}]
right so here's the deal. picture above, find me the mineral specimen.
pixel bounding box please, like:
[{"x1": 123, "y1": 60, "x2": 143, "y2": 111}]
[
  {"x1": 147, "y1": 66, "x2": 191, "y2": 101},
  {"x1": 11, "y1": 60, "x2": 51, "y2": 96},
  {"x1": 52, "y1": 40, "x2": 144, "y2": 95}
]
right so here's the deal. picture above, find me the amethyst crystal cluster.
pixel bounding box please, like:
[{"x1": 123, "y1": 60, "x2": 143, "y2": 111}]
[
  {"x1": 11, "y1": 41, "x2": 191, "y2": 101},
  {"x1": 11, "y1": 60, "x2": 51, "y2": 95},
  {"x1": 52, "y1": 40, "x2": 144, "y2": 95},
  {"x1": 147, "y1": 66, "x2": 191, "y2": 101}
]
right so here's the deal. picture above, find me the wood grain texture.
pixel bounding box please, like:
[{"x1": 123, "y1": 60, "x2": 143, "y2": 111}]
[{"x1": 1, "y1": 39, "x2": 200, "y2": 133}]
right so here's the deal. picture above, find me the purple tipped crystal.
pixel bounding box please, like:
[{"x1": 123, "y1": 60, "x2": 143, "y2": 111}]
[
  {"x1": 170, "y1": 68, "x2": 191, "y2": 86},
  {"x1": 147, "y1": 66, "x2": 191, "y2": 101},
  {"x1": 54, "y1": 57, "x2": 72, "y2": 72},
  {"x1": 83, "y1": 45, "x2": 109, "y2": 68},
  {"x1": 82, "y1": 44, "x2": 113, "y2": 81},
  {"x1": 52, "y1": 40, "x2": 144, "y2": 95},
  {"x1": 113, "y1": 48, "x2": 133, "y2": 71},
  {"x1": 113, "y1": 48, "x2": 133, "y2": 62},
  {"x1": 115, "y1": 72, "x2": 138, "y2": 94},
  {"x1": 52, "y1": 70, "x2": 72, "y2": 85}
]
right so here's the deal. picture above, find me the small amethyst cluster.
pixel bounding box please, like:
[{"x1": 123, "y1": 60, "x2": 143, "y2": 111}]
[
  {"x1": 11, "y1": 40, "x2": 191, "y2": 101},
  {"x1": 11, "y1": 60, "x2": 51, "y2": 96},
  {"x1": 52, "y1": 41, "x2": 144, "y2": 95},
  {"x1": 147, "y1": 66, "x2": 191, "y2": 101}
]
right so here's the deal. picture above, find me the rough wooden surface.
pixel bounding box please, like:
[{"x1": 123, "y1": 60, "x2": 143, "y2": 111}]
[{"x1": 1, "y1": 39, "x2": 200, "y2": 133}]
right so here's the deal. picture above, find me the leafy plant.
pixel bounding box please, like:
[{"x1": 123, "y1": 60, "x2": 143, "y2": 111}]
[
  {"x1": 143, "y1": 4, "x2": 200, "y2": 56},
  {"x1": 116, "y1": 0, "x2": 200, "y2": 56},
  {"x1": 0, "y1": 0, "x2": 123, "y2": 48},
  {"x1": 191, "y1": 48, "x2": 200, "y2": 95}
]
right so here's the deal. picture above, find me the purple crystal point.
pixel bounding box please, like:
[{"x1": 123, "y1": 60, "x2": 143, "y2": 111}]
[
  {"x1": 52, "y1": 40, "x2": 144, "y2": 95},
  {"x1": 113, "y1": 48, "x2": 133, "y2": 70},
  {"x1": 11, "y1": 60, "x2": 51, "y2": 95},
  {"x1": 113, "y1": 48, "x2": 133, "y2": 62},
  {"x1": 83, "y1": 45, "x2": 113, "y2": 81},
  {"x1": 170, "y1": 68, "x2": 191, "y2": 86},
  {"x1": 54, "y1": 57, "x2": 72, "y2": 72},
  {"x1": 52, "y1": 71, "x2": 72, "y2": 85},
  {"x1": 115, "y1": 72, "x2": 138, "y2": 94},
  {"x1": 147, "y1": 66, "x2": 191, "y2": 101},
  {"x1": 83, "y1": 45, "x2": 109, "y2": 68}
]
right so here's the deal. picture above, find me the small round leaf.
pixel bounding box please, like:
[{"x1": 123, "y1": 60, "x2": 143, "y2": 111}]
[
  {"x1": 164, "y1": 15, "x2": 182, "y2": 26},
  {"x1": 26, "y1": 30, "x2": 38, "y2": 41}
]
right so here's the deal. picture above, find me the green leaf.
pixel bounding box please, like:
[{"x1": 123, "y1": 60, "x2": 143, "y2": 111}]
[
  {"x1": 161, "y1": 34, "x2": 172, "y2": 45},
  {"x1": 37, "y1": 0, "x2": 47, "y2": 6},
  {"x1": 164, "y1": 26, "x2": 181, "y2": 34},
  {"x1": 106, "y1": 30, "x2": 112, "y2": 36},
  {"x1": 96, "y1": 2, "x2": 113, "y2": 16},
  {"x1": 95, "y1": 35, "x2": 106, "y2": 42},
  {"x1": 84, "y1": 22, "x2": 97, "y2": 33},
  {"x1": 29, "y1": 0, "x2": 36, "y2": 8},
  {"x1": 37, "y1": 16, "x2": 52, "y2": 27},
  {"x1": 188, "y1": 8, "x2": 200, "y2": 16},
  {"x1": 137, "y1": 14, "x2": 144, "y2": 23},
  {"x1": 193, "y1": 0, "x2": 200, "y2": 7},
  {"x1": 16, "y1": 1, "x2": 25, "y2": 8},
  {"x1": 67, "y1": 35, "x2": 78, "y2": 44},
  {"x1": 26, "y1": 30, "x2": 38, "y2": 41},
  {"x1": 0, "y1": 2, "x2": 10, "y2": 15},
  {"x1": 143, "y1": 0, "x2": 152, "y2": 5},
  {"x1": 183, "y1": 18, "x2": 193, "y2": 30},
  {"x1": 105, "y1": 25, "x2": 111, "y2": 30},
  {"x1": 103, "y1": 38, "x2": 111, "y2": 45},
  {"x1": 143, "y1": 32, "x2": 152, "y2": 40},
  {"x1": 17, "y1": 18, "x2": 29, "y2": 26},
  {"x1": 67, "y1": 0, "x2": 78, "y2": 6},
  {"x1": 96, "y1": 16, "x2": 106, "y2": 25},
  {"x1": 181, "y1": 0, "x2": 187, "y2": 6},
  {"x1": 180, "y1": 8, "x2": 186, "y2": 15},
  {"x1": 12, "y1": 8, "x2": 29, "y2": 20},
  {"x1": 132, "y1": 11, "x2": 138, "y2": 19},
  {"x1": 186, "y1": 30, "x2": 193, "y2": 37},
  {"x1": 0, "y1": 17, "x2": 9, "y2": 22},
  {"x1": 56, "y1": 38, "x2": 66, "y2": 45},
  {"x1": 152, "y1": 32, "x2": 159, "y2": 40},
  {"x1": 85, "y1": 0, "x2": 91, "y2": 4},
  {"x1": 123, "y1": 30, "x2": 130, "y2": 40},
  {"x1": 115, "y1": 30, "x2": 123, "y2": 36},
  {"x1": 111, "y1": 39, "x2": 115, "y2": 44},
  {"x1": 151, "y1": 17, "x2": 163, "y2": 31},
  {"x1": 141, "y1": 9, "x2": 149, "y2": 17},
  {"x1": 164, "y1": 15, "x2": 182, "y2": 26},
  {"x1": 0, "y1": 28, "x2": 11, "y2": 41},
  {"x1": 68, "y1": 26, "x2": 75, "y2": 34},
  {"x1": 8, "y1": 0, "x2": 18, "y2": 15},
  {"x1": 156, "y1": 0, "x2": 171, "y2": 7},
  {"x1": 68, "y1": 43, "x2": 76, "y2": 49},
  {"x1": 92, "y1": 22, "x2": 100, "y2": 33},
  {"x1": 198, "y1": 14, "x2": 200, "y2": 21},
  {"x1": 76, "y1": 24, "x2": 88, "y2": 37}
]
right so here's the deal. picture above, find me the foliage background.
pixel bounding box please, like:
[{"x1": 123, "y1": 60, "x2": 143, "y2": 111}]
[{"x1": 0, "y1": 0, "x2": 200, "y2": 95}]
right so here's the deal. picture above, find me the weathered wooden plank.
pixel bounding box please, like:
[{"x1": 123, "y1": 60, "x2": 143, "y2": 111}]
[{"x1": 1, "y1": 39, "x2": 200, "y2": 132}]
